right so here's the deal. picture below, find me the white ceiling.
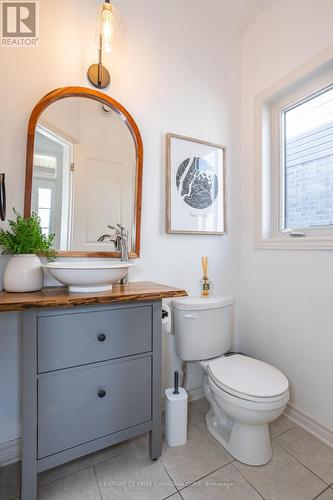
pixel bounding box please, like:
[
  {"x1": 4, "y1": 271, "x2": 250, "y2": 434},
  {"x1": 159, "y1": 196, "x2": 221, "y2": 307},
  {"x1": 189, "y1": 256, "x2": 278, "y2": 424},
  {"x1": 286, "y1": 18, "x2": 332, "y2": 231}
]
[{"x1": 211, "y1": 0, "x2": 273, "y2": 31}]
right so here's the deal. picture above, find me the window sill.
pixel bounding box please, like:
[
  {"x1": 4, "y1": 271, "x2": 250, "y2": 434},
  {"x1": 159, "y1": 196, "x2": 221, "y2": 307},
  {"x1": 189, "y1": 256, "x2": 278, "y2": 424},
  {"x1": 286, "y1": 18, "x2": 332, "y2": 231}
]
[{"x1": 255, "y1": 236, "x2": 333, "y2": 250}]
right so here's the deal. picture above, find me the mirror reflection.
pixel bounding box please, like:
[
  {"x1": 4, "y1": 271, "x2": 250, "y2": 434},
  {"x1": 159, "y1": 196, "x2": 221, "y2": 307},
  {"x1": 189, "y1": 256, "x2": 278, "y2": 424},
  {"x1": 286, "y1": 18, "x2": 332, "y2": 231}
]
[{"x1": 31, "y1": 97, "x2": 137, "y2": 252}]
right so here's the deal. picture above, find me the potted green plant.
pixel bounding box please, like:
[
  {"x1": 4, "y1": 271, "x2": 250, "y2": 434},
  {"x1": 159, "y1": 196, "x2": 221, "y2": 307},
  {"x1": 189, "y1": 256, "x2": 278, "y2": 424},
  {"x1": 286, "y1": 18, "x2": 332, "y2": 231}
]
[{"x1": 0, "y1": 210, "x2": 56, "y2": 292}]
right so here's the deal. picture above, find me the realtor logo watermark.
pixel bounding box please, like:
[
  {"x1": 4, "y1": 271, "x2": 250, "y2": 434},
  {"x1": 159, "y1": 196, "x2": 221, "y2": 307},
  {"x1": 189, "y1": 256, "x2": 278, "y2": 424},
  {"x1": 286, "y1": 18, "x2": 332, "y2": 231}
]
[{"x1": 1, "y1": 1, "x2": 39, "y2": 47}]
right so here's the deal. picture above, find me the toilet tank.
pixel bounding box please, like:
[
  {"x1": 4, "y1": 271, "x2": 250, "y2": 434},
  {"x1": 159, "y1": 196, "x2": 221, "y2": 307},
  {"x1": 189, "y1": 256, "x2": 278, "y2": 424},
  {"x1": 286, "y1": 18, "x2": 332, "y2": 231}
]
[{"x1": 172, "y1": 296, "x2": 234, "y2": 361}]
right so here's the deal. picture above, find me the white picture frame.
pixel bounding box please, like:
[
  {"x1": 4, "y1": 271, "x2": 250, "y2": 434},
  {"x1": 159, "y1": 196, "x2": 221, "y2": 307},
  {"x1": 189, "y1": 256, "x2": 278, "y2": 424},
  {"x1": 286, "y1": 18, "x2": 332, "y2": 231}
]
[{"x1": 166, "y1": 133, "x2": 227, "y2": 234}]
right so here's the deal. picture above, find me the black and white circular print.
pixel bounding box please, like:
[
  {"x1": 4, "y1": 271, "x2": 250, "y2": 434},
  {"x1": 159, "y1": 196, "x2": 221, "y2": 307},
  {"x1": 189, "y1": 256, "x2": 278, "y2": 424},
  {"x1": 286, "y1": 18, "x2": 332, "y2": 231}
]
[{"x1": 176, "y1": 157, "x2": 218, "y2": 209}]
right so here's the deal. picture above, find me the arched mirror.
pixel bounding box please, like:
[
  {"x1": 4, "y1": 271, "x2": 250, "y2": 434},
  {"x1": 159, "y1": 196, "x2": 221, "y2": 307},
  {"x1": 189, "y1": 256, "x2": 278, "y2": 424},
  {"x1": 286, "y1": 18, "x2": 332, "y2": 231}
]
[{"x1": 24, "y1": 87, "x2": 143, "y2": 258}]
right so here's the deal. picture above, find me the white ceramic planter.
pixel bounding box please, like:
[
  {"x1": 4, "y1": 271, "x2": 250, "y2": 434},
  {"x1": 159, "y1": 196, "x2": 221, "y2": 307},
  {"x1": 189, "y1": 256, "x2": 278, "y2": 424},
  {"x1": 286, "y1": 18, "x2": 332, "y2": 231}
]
[{"x1": 3, "y1": 254, "x2": 44, "y2": 293}]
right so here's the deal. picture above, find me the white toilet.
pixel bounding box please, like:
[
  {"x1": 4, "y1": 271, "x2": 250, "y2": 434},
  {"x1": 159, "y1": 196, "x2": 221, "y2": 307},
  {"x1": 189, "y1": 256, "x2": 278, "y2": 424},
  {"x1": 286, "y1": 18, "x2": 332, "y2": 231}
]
[{"x1": 172, "y1": 295, "x2": 289, "y2": 466}]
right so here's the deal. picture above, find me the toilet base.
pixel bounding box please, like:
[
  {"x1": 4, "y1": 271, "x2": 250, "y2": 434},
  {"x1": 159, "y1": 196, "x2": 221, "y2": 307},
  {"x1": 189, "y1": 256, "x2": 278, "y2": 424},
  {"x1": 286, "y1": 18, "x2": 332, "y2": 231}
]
[{"x1": 205, "y1": 409, "x2": 272, "y2": 466}]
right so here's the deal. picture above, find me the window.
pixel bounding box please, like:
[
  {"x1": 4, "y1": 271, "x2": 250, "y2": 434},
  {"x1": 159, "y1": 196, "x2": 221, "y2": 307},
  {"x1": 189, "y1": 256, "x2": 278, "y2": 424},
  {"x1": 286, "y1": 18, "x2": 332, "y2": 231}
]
[
  {"x1": 32, "y1": 153, "x2": 57, "y2": 237},
  {"x1": 255, "y1": 53, "x2": 333, "y2": 249},
  {"x1": 37, "y1": 187, "x2": 52, "y2": 236},
  {"x1": 282, "y1": 86, "x2": 333, "y2": 231},
  {"x1": 33, "y1": 153, "x2": 57, "y2": 179}
]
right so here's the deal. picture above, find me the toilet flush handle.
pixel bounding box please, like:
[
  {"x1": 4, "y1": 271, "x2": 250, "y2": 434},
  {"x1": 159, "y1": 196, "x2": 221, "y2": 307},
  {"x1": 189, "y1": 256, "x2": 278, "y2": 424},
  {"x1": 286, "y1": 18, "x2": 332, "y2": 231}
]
[{"x1": 184, "y1": 313, "x2": 197, "y2": 319}]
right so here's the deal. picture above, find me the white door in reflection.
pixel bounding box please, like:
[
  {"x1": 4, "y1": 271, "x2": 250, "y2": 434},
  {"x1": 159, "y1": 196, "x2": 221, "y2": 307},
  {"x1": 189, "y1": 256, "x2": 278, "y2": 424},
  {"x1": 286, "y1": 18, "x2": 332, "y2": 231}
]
[{"x1": 72, "y1": 145, "x2": 133, "y2": 251}]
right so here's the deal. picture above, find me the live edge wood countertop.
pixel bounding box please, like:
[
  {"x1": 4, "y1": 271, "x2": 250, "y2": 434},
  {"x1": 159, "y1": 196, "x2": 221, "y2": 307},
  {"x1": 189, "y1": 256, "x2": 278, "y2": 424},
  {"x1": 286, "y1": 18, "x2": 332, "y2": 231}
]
[{"x1": 0, "y1": 281, "x2": 188, "y2": 312}]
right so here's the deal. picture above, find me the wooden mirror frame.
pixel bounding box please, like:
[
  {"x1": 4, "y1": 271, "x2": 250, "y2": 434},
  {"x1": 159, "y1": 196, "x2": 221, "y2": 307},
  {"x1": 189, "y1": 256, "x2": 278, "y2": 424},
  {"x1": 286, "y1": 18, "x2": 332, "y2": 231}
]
[{"x1": 24, "y1": 87, "x2": 143, "y2": 258}]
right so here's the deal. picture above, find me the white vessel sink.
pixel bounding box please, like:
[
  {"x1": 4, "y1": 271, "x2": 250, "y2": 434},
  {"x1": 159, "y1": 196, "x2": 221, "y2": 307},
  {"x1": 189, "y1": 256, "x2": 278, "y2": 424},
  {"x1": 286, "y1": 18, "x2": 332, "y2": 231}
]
[{"x1": 43, "y1": 261, "x2": 135, "y2": 293}]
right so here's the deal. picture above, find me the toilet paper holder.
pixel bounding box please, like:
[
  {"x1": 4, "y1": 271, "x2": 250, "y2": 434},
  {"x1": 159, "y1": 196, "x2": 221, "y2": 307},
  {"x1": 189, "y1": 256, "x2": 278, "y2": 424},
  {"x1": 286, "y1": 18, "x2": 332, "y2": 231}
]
[{"x1": 162, "y1": 304, "x2": 172, "y2": 333}]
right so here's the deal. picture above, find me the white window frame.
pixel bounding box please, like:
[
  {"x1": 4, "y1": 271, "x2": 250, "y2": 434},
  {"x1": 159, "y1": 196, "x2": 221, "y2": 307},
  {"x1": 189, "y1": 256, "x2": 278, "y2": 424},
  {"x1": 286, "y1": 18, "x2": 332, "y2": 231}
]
[{"x1": 254, "y1": 49, "x2": 333, "y2": 250}]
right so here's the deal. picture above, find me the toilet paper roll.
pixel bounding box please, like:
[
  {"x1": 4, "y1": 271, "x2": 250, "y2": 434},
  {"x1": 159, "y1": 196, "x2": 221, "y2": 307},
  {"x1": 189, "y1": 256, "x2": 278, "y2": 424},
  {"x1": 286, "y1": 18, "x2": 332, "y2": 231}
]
[{"x1": 162, "y1": 303, "x2": 171, "y2": 333}]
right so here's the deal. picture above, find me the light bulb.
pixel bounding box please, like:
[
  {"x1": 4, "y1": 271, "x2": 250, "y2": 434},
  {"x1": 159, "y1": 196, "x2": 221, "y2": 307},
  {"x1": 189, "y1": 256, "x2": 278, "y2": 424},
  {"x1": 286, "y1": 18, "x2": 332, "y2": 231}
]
[{"x1": 101, "y1": 3, "x2": 113, "y2": 53}]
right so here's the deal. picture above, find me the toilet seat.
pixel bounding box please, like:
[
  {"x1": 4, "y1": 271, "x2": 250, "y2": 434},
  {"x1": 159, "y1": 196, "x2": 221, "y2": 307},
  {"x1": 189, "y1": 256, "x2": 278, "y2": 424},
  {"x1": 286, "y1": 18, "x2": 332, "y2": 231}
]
[{"x1": 207, "y1": 354, "x2": 289, "y2": 403}]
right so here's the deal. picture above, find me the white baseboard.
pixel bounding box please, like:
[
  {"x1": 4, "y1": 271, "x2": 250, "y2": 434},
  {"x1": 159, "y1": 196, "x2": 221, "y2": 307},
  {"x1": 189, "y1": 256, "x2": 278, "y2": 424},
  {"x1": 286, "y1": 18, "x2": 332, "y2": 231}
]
[
  {"x1": 0, "y1": 438, "x2": 21, "y2": 466},
  {"x1": 285, "y1": 403, "x2": 333, "y2": 448},
  {"x1": 187, "y1": 386, "x2": 204, "y2": 402}
]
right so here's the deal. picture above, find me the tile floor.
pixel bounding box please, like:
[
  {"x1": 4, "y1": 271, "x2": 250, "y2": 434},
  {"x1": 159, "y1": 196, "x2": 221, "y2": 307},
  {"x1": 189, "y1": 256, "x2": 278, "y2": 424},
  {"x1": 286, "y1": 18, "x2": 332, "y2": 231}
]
[{"x1": 1, "y1": 398, "x2": 333, "y2": 500}]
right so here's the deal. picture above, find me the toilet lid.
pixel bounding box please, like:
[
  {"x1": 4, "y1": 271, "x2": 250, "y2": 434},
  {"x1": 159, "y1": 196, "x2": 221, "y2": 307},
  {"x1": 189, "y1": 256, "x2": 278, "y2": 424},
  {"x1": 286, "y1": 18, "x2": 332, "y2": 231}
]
[{"x1": 208, "y1": 354, "x2": 289, "y2": 399}]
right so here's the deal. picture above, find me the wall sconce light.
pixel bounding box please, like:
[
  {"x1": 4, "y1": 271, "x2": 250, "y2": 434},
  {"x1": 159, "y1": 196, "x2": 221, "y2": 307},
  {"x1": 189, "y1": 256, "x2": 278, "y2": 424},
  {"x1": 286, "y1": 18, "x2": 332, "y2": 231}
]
[{"x1": 87, "y1": 0, "x2": 113, "y2": 89}]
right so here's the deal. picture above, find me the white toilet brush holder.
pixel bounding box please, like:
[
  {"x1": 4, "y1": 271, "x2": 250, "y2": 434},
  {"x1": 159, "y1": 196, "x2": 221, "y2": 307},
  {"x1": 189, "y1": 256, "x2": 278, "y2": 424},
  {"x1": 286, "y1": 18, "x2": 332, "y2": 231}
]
[{"x1": 165, "y1": 371, "x2": 188, "y2": 447}]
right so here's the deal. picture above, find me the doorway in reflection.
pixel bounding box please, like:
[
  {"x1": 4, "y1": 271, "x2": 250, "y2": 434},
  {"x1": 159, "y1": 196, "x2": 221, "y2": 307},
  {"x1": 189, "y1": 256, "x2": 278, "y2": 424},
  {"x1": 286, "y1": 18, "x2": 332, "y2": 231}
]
[{"x1": 32, "y1": 126, "x2": 73, "y2": 250}]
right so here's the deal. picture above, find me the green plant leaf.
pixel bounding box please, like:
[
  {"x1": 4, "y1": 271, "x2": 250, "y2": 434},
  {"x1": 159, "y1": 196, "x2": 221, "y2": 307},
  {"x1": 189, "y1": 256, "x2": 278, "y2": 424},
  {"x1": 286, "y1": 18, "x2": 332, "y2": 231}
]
[{"x1": 0, "y1": 209, "x2": 57, "y2": 261}]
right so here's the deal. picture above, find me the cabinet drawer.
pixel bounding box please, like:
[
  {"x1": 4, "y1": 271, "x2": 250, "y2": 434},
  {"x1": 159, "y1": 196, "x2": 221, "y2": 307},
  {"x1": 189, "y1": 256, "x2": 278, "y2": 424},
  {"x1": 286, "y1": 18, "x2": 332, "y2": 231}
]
[
  {"x1": 37, "y1": 305, "x2": 152, "y2": 373},
  {"x1": 37, "y1": 356, "x2": 151, "y2": 459}
]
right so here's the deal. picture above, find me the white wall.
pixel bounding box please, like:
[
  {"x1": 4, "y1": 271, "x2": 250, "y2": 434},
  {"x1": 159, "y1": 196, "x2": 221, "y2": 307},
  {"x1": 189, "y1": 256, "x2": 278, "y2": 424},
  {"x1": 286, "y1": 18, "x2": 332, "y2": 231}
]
[
  {"x1": 0, "y1": 0, "x2": 244, "y2": 448},
  {"x1": 238, "y1": 0, "x2": 333, "y2": 430}
]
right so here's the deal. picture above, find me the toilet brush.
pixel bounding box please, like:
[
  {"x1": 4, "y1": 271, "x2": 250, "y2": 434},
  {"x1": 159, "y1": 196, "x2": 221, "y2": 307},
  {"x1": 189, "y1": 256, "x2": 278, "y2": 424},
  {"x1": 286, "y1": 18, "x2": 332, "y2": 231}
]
[
  {"x1": 165, "y1": 371, "x2": 188, "y2": 446},
  {"x1": 173, "y1": 370, "x2": 179, "y2": 394}
]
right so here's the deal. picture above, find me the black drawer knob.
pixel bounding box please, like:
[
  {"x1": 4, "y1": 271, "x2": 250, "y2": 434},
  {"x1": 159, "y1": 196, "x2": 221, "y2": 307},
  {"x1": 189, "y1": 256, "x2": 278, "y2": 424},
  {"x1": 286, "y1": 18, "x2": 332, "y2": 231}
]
[
  {"x1": 98, "y1": 389, "x2": 106, "y2": 398},
  {"x1": 98, "y1": 333, "x2": 106, "y2": 342}
]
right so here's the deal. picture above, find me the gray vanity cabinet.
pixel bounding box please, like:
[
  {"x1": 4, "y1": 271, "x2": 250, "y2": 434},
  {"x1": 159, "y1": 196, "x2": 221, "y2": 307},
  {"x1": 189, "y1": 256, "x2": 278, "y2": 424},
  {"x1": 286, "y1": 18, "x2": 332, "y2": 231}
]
[{"x1": 21, "y1": 300, "x2": 162, "y2": 500}]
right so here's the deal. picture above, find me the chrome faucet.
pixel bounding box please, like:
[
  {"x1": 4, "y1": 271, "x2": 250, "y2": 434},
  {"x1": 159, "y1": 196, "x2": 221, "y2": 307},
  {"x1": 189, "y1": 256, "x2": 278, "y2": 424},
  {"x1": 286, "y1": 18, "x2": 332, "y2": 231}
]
[
  {"x1": 111, "y1": 224, "x2": 130, "y2": 263},
  {"x1": 98, "y1": 224, "x2": 130, "y2": 263}
]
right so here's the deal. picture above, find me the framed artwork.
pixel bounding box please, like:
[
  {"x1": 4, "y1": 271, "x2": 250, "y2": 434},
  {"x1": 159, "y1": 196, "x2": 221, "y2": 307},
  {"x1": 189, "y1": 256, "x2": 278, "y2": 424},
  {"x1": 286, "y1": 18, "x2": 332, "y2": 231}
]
[{"x1": 166, "y1": 133, "x2": 227, "y2": 234}]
